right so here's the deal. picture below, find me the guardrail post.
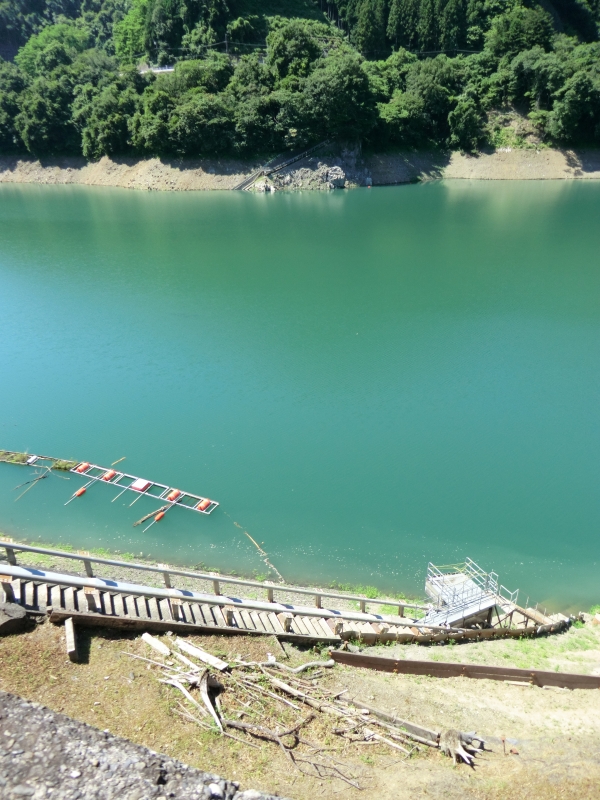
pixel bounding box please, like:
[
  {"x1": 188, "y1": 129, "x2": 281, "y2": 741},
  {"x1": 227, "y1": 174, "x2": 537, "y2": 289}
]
[
  {"x1": 315, "y1": 594, "x2": 322, "y2": 608},
  {"x1": 163, "y1": 573, "x2": 172, "y2": 588},
  {"x1": 83, "y1": 559, "x2": 94, "y2": 578},
  {"x1": 359, "y1": 599, "x2": 366, "y2": 613},
  {"x1": 213, "y1": 580, "x2": 221, "y2": 596},
  {"x1": 398, "y1": 605, "x2": 404, "y2": 617},
  {"x1": 5, "y1": 548, "x2": 16, "y2": 566},
  {"x1": 267, "y1": 587, "x2": 274, "y2": 603}
]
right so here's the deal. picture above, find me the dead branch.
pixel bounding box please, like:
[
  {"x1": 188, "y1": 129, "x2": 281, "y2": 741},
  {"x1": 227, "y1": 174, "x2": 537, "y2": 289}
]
[
  {"x1": 160, "y1": 678, "x2": 209, "y2": 717},
  {"x1": 133, "y1": 505, "x2": 168, "y2": 527},
  {"x1": 239, "y1": 678, "x2": 302, "y2": 710},
  {"x1": 175, "y1": 705, "x2": 260, "y2": 750},
  {"x1": 364, "y1": 727, "x2": 412, "y2": 756},
  {"x1": 199, "y1": 670, "x2": 222, "y2": 731},
  {"x1": 222, "y1": 713, "x2": 315, "y2": 747}
]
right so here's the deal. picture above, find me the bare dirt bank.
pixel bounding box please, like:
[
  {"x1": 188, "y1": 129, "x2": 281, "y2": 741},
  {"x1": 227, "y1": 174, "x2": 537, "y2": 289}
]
[{"x1": 1, "y1": 148, "x2": 600, "y2": 192}]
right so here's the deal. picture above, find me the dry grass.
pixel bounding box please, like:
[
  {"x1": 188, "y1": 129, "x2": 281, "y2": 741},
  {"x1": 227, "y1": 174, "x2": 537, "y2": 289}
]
[{"x1": 1, "y1": 620, "x2": 600, "y2": 799}]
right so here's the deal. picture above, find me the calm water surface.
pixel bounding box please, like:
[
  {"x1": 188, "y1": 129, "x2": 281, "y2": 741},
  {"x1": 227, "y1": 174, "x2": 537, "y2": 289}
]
[{"x1": 0, "y1": 181, "x2": 598, "y2": 609}]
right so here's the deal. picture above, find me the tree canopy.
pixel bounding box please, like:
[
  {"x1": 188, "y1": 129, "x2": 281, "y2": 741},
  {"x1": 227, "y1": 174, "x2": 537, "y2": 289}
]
[{"x1": 0, "y1": 0, "x2": 599, "y2": 158}]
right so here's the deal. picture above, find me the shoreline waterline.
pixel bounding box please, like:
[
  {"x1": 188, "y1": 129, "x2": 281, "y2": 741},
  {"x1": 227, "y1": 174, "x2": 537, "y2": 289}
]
[{"x1": 1, "y1": 148, "x2": 600, "y2": 193}]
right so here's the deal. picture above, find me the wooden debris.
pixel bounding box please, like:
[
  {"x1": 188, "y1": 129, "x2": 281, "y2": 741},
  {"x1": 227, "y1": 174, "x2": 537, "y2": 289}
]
[
  {"x1": 128, "y1": 637, "x2": 495, "y2": 789},
  {"x1": 176, "y1": 638, "x2": 229, "y2": 672},
  {"x1": 199, "y1": 670, "x2": 222, "y2": 731},
  {"x1": 134, "y1": 506, "x2": 168, "y2": 527},
  {"x1": 65, "y1": 617, "x2": 78, "y2": 662},
  {"x1": 142, "y1": 632, "x2": 170, "y2": 656}
]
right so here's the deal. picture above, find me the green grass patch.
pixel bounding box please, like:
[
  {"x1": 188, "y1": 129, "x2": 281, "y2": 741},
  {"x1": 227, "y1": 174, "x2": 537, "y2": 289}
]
[{"x1": 0, "y1": 450, "x2": 29, "y2": 464}]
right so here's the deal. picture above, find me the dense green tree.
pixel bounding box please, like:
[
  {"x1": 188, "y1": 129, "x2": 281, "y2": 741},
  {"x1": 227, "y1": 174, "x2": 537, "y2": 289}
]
[
  {"x1": 15, "y1": 21, "x2": 91, "y2": 74},
  {"x1": 486, "y1": 6, "x2": 555, "y2": 60},
  {"x1": 439, "y1": 0, "x2": 467, "y2": 51},
  {"x1": 0, "y1": 0, "x2": 84, "y2": 50},
  {"x1": 448, "y1": 93, "x2": 484, "y2": 148},
  {"x1": 299, "y1": 50, "x2": 377, "y2": 140},
  {"x1": 129, "y1": 84, "x2": 175, "y2": 152},
  {"x1": 548, "y1": 70, "x2": 600, "y2": 140},
  {"x1": 15, "y1": 74, "x2": 80, "y2": 153},
  {"x1": 233, "y1": 92, "x2": 289, "y2": 153},
  {"x1": 266, "y1": 18, "x2": 331, "y2": 80},
  {"x1": 0, "y1": 59, "x2": 26, "y2": 150},
  {"x1": 226, "y1": 15, "x2": 268, "y2": 55},
  {"x1": 3, "y1": 0, "x2": 600, "y2": 159},
  {"x1": 173, "y1": 52, "x2": 233, "y2": 92},
  {"x1": 227, "y1": 53, "x2": 275, "y2": 99},
  {"x1": 352, "y1": 0, "x2": 387, "y2": 55},
  {"x1": 73, "y1": 74, "x2": 142, "y2": 158},
  {"x1": 377, "y1": 88, "x2": 427, "y2": 143},
  {"x1": 418, "y1": 0, "x2": 438, "y2": 51},
  {"x1": 114, "y1": 0, "x2": 148, "y2": 64},
  {"x1": 387, "y1": 0, "x2": 421, "y2": 50},
  {"x1": 363, "y1": 47, "x2": 417, "y2": 100},
  {"x1": 169, "y1": 91, "x2": 235, "y2": 154},
  {"x1": 405, "y1": 54, "x2": 461, "y2": 137}
]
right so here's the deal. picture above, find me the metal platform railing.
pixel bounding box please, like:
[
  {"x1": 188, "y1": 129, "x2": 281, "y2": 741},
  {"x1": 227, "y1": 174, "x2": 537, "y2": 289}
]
[{"x1": 423, "y1": 558, "x2": 519, "y2": 626}]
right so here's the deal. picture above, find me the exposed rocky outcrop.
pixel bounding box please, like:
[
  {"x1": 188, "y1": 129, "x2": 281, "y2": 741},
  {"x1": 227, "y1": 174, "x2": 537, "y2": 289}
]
[
  {"x1": 0, "y1": 691, "x2": 286, "y2": 800},
  {"x1": 255, "y1": 147, "x2": 373, "y2": 192}
]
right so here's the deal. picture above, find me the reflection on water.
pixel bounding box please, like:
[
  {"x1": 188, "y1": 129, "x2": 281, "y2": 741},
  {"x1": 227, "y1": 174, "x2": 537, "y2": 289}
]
[{"x1": 0, "y1": 181, "x2": 599, "y2": 609}]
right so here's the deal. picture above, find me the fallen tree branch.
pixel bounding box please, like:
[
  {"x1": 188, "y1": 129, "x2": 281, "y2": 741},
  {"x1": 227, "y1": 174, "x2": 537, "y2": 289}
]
[
  {"x1": 222, "y1": 713, "x2": 315, "y2": 747},
  {"x1": 160, "y1": 678, "x2": 209, "y2": 717}
]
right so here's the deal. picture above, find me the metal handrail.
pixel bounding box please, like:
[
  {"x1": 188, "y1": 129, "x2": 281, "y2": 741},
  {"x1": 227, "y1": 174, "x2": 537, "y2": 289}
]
[
  {"x1": 0, "y1": 540, "x2": 426, "y2": 615},
  {"x1": 425, "y1": 558, "x2": 519, "y2": 621},
  {"x1": 0, "y1": 564, "x2": 455, "y2": 632}
]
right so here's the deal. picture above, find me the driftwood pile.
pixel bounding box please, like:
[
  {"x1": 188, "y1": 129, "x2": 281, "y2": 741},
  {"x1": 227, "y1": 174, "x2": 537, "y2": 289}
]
[{"x1": 126, "y1": 633, "x2": 487, "y2": 789}]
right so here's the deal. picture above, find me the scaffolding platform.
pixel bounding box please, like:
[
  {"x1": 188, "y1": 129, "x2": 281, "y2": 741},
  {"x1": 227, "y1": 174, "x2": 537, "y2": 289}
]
[{"x1": 423, "y1": 558, "x2": 519, "y2": 628}]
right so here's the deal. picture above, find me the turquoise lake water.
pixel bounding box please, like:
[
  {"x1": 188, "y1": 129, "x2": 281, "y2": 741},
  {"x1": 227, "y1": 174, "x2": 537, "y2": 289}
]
[{"x1": 0, "y1": 181, "x2": 598, "y2": 609}]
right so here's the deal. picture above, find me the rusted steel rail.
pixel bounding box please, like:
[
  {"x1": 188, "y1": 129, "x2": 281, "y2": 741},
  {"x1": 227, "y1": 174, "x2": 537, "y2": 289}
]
[{"x1": 329, "y1": 651, "x2": 600, "y2": 690}]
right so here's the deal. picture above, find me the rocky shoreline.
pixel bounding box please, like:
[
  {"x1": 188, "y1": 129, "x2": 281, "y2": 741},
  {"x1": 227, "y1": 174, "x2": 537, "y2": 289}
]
[{"x1": 1, "y1": 148, "x2": 600, "y2": 193}]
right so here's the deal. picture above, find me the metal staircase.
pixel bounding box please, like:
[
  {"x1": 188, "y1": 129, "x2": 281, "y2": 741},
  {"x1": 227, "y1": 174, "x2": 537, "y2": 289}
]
[{"x1": 423, "y1": 558, "x2": 519, "y2": 627}]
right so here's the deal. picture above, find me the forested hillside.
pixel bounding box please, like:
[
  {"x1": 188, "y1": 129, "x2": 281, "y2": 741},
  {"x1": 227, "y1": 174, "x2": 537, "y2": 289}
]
[{"x1": 0, "y1": 0, "x2": 599, "y2": 159}]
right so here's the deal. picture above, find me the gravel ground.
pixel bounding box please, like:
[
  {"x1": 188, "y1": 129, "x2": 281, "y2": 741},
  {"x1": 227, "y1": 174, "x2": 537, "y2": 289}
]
[{"x1": 0, "y1": 691, "x2": 285, "y2": 800}]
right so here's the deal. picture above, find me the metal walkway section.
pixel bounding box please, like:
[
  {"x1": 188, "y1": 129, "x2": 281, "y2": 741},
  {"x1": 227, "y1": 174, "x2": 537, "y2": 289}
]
[{"x1": 423, "y1": 558, "x2": 519, "y2": 627}]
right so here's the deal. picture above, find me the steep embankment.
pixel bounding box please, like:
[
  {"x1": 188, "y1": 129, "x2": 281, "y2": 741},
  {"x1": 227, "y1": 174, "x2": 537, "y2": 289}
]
[{"x1": 1, "y1": 149, "x2": 600, "y2": 192}]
